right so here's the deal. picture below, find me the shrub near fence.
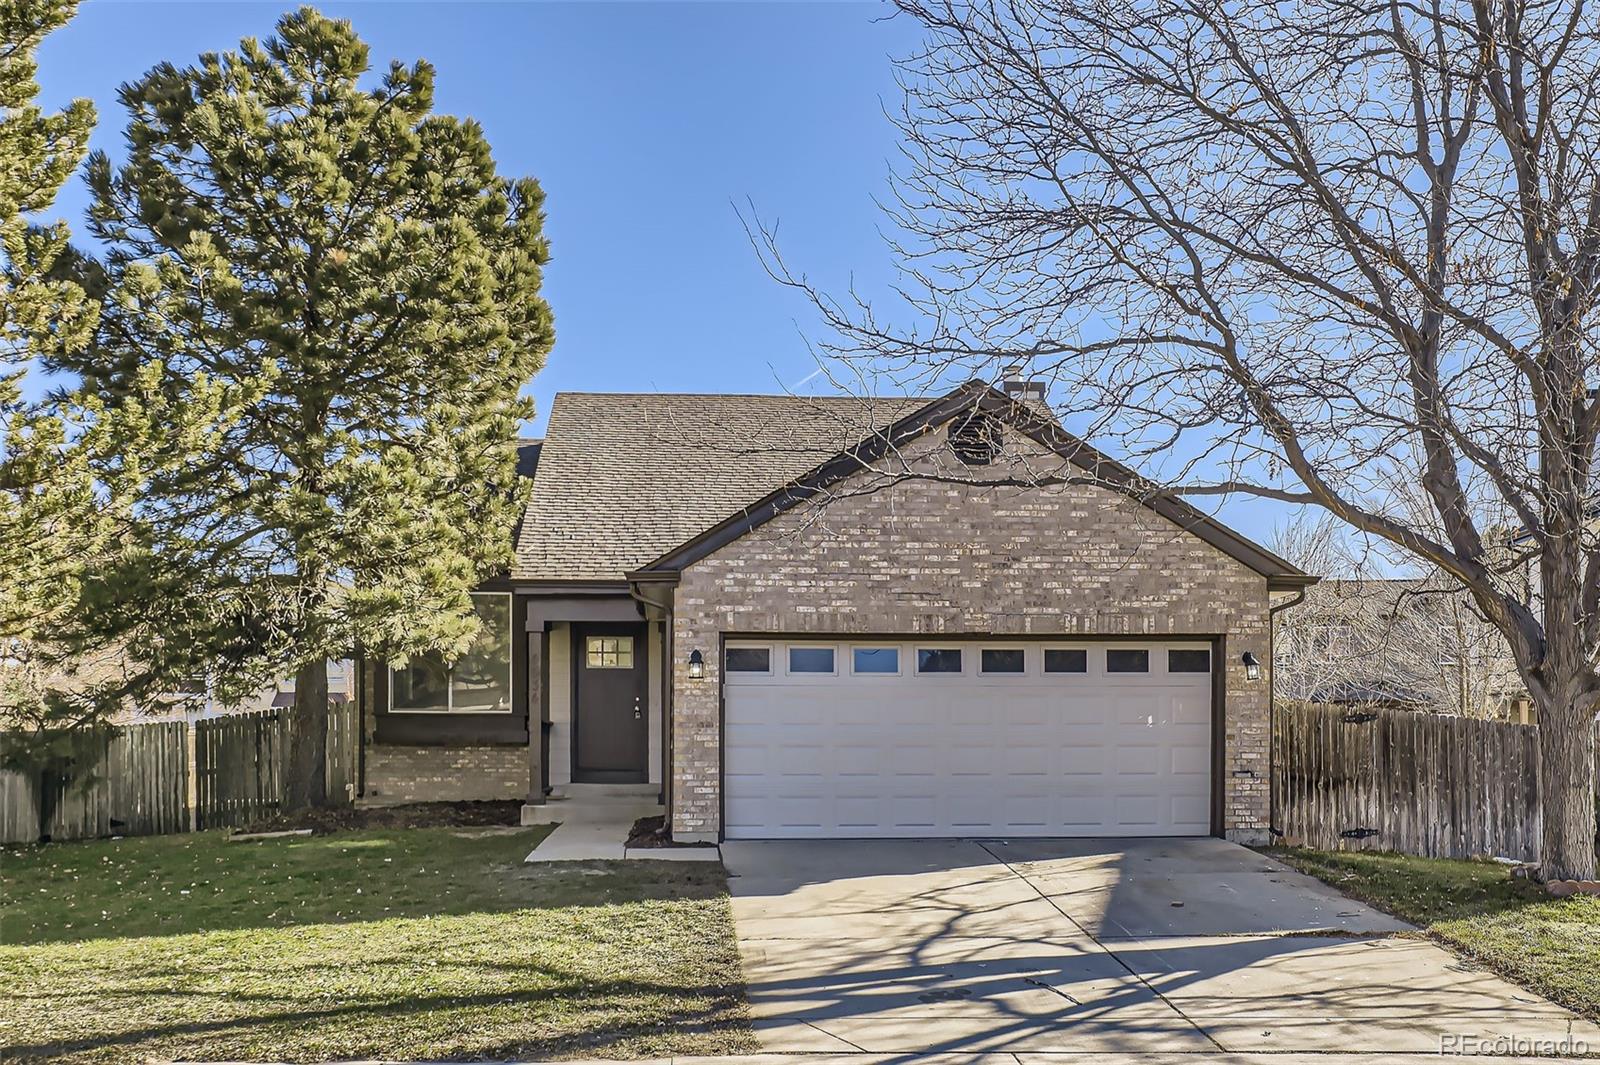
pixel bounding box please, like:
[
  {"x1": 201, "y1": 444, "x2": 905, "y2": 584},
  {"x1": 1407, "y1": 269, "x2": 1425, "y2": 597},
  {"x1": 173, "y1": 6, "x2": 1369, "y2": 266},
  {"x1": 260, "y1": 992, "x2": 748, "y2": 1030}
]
[
  {"x1": 0, "y1": 701, "x2": 357, "y2": 844},
  {"x1": 1274, "y1": 702, "x2": 1598, "y2": 863}
]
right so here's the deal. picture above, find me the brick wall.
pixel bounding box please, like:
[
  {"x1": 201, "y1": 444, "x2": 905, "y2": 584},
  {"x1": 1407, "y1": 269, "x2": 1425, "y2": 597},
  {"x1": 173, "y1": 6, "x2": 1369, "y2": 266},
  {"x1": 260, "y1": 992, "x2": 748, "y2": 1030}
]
[
  {"x1": 669, "y1": 429, "x2": 1274, "y2": 843},
  {"x1": 362, "y1": 745, "x2": 527, "y2": 804}
]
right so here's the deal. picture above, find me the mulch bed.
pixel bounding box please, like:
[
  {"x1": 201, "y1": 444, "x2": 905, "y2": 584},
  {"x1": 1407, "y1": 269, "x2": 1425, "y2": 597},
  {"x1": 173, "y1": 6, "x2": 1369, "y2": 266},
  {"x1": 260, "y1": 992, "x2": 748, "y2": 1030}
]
[
  {"x1": 240, "y1": 799, "x2": 523, "y2": 835},
  {"x1": 628, "y1": 814, "x2": 701, "y2": 848}
]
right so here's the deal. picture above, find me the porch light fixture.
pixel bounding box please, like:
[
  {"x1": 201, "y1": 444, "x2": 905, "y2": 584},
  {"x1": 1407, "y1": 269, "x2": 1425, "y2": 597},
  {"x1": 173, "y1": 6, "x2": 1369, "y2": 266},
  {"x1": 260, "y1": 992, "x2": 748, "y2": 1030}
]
[
  {"x1": 687, "y1": 649, "x2": 705, "y2": 680},
  {"x1": 1241, "y1": 651, "x2": 1261, "y2": 681}
]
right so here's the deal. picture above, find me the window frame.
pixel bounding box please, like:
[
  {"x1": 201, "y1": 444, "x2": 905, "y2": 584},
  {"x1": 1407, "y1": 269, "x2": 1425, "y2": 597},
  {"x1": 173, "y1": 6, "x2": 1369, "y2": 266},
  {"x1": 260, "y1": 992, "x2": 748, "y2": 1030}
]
[
  {"x1": 915, "y1": 646, "x2": 965, "y2": 676},
  {"x1": 978, "y1": 647, "x2": 1027, "y2": 676},
  {"x1": 786, "y1": 644, "x2": 838, "y2": 676},
  {"x1": 850, "y1": 645, "x2": 902, "y2": 676},
  {"x1": 388, "y1": 591, "x2": 514, "y2": 714}
]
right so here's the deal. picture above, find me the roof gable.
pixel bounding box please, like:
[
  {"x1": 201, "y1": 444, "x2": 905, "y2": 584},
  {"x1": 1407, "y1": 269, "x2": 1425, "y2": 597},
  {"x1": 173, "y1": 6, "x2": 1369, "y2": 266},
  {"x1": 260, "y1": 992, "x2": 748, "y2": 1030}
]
[{"x1": 632, "y1": 380, "x2": 1313, "y2": 587}]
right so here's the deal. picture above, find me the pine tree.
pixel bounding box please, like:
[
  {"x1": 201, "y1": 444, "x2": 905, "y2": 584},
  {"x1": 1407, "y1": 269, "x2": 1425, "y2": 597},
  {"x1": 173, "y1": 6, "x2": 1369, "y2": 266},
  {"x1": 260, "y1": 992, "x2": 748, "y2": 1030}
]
[
  {"x1": 1, "y1": 0, "x2": 239, "y2": 788},
  {"x1": 0, "y1": 0, "x2": 98, "y2": 641},
  {"x1": 58, "y1": 6, "x2": 553, "y2": 809}
]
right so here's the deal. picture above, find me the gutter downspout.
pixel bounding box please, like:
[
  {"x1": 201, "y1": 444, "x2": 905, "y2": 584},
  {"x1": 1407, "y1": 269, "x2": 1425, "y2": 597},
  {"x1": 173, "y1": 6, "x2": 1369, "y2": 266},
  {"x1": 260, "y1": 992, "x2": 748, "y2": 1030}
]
[{"x1": 1267, "y1": 585, "x2": 1311, "y2": 840}]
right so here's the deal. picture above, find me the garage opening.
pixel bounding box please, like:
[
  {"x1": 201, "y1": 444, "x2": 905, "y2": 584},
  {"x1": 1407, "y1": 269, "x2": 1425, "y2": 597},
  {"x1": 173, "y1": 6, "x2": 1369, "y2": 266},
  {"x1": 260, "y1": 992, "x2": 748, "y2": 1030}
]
[{"x1": 722, "y1": 638, "x2": 1214, "y2": 839}]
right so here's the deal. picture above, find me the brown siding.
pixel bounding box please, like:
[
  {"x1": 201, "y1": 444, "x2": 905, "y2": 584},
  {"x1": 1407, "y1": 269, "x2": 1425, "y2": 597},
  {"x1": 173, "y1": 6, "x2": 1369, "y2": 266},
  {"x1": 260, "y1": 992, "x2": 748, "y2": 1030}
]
[{"x1": 669, "y1": 432, "x2": 1273, "y2": 843}]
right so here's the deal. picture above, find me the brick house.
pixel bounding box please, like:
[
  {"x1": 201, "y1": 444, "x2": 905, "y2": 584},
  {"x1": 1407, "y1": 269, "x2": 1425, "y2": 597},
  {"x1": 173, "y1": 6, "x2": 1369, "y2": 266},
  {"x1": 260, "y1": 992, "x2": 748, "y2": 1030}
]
[{"x1": 356, "y1": 379, "x2": 1315, "y2": 844}]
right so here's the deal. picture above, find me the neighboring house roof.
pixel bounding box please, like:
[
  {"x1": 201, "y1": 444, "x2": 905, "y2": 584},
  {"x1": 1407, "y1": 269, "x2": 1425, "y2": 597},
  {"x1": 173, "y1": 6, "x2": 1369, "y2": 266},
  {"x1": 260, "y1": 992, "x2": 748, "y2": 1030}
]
[
  {"x1": 1309, "y1": 681, "x2": 1429, "y2": 707},
  {"x1": 1277, "y1": 574, "x2": 1525, "y2": 714},
  {"x1": 512, "y1": 381, "x2": 1313, "y2": 587},
  {"x1": 270, "y1": 690, "x2": 351, "y2": 708},
  {"x1": 512, "y1": 392, "x2": 926, "y2": 582},
  {"x1": 515, "y1": 438, "x2": 544, "y2": 480}
]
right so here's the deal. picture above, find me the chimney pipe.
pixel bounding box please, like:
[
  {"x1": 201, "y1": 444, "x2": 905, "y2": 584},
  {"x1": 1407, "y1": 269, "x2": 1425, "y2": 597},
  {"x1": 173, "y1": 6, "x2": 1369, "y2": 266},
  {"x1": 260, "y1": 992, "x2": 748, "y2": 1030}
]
[{"x1": 1001, "y1": 374, "x2": 1047, "y2": 402}]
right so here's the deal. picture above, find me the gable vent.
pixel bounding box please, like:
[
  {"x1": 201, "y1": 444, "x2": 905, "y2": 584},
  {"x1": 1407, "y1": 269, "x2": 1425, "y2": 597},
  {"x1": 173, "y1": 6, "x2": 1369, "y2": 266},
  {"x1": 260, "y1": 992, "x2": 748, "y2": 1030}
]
[{"x1": 947, "y1": 409, "x2": 1003, "y2": 466}]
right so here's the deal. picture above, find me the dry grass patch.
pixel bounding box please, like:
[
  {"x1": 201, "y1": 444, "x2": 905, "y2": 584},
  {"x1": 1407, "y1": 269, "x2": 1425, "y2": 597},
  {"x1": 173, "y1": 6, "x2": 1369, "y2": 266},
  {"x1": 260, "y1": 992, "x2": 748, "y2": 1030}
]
[{"x1": 1, "y1": 826, "x2": 754, "y2": 1062}]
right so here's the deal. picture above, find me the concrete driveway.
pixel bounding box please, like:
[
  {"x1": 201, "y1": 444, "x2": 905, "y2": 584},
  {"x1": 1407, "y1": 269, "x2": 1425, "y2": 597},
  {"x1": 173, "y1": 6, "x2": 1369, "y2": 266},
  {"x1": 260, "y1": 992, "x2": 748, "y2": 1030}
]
[{"x1": 723, "y1": 837, "x2": 1599, "y2": 1057}]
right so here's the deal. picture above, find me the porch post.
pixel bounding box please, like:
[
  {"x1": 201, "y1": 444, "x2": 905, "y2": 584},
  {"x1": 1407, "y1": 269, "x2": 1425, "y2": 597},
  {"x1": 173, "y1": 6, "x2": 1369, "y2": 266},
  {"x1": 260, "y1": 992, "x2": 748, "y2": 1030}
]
[{"x1": 525, "y1": 622, "x2": 546, "y2": 808}]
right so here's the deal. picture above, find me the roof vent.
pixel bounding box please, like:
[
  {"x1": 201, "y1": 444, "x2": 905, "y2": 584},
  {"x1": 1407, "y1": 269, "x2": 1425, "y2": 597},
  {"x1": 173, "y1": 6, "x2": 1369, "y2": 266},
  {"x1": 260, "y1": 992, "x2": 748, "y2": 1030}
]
[{"x1": 947, "y1": 409, "x2": 1003, "y2": 466}]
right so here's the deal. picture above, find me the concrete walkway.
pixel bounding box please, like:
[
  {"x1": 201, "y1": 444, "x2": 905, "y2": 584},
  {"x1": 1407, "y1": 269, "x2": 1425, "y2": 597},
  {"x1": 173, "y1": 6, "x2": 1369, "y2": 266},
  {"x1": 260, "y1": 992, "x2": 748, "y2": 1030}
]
[
  {"x1": 723, "y1": 837, "x2": 1600, "y2": 1057},
  {"x1": 525, "y1": 815, "x2": 721, "y2": 862},
  {"x1": 522, "y1": 783, "x2": 721, "y2": 862}
]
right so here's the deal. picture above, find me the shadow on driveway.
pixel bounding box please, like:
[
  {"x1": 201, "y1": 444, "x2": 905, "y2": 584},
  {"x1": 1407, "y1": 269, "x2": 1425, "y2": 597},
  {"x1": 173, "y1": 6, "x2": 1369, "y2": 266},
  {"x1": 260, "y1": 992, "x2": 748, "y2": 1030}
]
[{"x1": 722, "y1": 837, "x2": 1598, "y2": 1056}]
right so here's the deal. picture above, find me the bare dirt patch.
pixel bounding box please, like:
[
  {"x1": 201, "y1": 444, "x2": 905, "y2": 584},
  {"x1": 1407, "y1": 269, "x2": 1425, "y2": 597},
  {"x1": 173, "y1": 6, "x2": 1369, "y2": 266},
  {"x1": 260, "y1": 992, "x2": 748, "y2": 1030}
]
[{"x1": 241, "y1": 799, "x2": 521, "y2": 835}]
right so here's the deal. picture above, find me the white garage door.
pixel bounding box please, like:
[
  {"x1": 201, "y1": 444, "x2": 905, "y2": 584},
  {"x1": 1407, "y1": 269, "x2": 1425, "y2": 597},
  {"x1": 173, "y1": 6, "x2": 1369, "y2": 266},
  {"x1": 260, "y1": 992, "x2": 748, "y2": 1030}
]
[{"x1": 723, "y1": 639, "x2": 1214, "y2": 839}]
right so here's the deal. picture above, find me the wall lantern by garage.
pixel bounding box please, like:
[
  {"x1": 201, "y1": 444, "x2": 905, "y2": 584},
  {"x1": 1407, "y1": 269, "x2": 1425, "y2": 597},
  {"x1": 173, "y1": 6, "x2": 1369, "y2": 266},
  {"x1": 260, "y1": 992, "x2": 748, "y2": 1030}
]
[
  {"x1": 687, "y1": 649, "x2": 705, "y2": 680},
  {"x1": 1241, "y1": 651, "x2": 1261, "y2": 681}
]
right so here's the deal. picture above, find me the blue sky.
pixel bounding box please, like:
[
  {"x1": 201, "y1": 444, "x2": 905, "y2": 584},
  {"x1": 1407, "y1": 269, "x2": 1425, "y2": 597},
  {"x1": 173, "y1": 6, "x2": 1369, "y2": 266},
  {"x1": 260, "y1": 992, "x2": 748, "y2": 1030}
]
[{"x1": 36, "y1": 0, "x2": 1293, "y2": 544}]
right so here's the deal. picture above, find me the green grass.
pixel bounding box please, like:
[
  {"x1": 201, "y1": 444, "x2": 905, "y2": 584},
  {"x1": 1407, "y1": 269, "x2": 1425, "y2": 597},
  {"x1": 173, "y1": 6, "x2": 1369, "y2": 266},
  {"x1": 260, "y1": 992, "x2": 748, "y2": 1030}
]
[
  {"x1": 1268, "y1": 846, "x2": 1600, "y2": 1023},
  {"x1": 0, "y1": 826, "x2": 756, "y2": 1062}
]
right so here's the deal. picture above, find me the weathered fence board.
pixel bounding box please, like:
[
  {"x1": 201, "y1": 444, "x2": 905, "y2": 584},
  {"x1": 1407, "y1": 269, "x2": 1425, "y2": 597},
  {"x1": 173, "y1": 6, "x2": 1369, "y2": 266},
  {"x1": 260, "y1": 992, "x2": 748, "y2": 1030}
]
[
  {"x1": 0, "y1": 767, "x2": 36, "y2": 841},
  {"x1": 104, "y1": 721, "x2": 190, "y2": 836},
  {"x1": 0, "y1": 723, "x2": 190, "y2": 844},
  {"x1": 195, "y1": 711, "x2": 282, "y2": 830},
  {"x1": 325, "y1": 699, "x2": 358, "y2": 804},
  {"x1": 2, "y1": 701, "x2": 355, "y2": 844},
  {"x1": 1275, "y1": 703, "x2": 1594, "y2": 863}
]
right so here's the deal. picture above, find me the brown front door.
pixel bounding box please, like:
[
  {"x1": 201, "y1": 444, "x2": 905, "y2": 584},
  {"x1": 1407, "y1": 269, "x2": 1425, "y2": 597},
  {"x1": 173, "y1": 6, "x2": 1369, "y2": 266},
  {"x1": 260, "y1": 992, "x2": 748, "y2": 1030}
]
[{"x1": 572, "y1": 622, "x2": 649, "y2": 783}]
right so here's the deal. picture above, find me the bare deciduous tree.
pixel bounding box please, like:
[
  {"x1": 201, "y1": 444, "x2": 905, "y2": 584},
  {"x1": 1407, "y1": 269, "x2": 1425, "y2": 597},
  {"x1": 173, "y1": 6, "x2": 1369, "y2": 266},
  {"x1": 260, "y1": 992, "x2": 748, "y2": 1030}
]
[
  {"x1": 1271, "y1": 511, "x2": 1524, "y2": 720},
  {"x1": 756, "y1": 0, "x2": 1600, "y2": 878}
]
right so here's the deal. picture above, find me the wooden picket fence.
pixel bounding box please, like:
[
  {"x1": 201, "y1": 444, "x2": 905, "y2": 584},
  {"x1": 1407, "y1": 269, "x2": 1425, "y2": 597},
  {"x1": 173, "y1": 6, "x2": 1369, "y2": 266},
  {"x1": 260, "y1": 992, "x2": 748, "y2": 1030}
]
[
  {"x1": 1, "y1": 701, "x2": 357, "y2": 844},
  {"x1": 1275, "y1": 703, "x2": 1598, "y2": 863},
  {"x1": 0, "y1": 722, "x2": 191, "y2": 844}
]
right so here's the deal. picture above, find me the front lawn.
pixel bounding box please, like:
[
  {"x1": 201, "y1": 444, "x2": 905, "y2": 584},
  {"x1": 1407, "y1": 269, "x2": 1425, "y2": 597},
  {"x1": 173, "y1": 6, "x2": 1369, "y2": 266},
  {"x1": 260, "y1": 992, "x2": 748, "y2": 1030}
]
[
  {"x1": 0, "y1": 825, "x2": 754, "y2": 1062},
  {"x1": 1268, "y1": 847, "x2": 1600, "y2": 1023}
]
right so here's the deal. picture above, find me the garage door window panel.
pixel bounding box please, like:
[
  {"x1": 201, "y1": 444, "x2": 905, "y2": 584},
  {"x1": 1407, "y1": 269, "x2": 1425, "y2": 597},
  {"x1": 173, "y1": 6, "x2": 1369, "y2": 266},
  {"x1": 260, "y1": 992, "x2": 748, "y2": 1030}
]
[
  {"x1": 916, "y1": 647, "x2": 963, "y2": 674},
  {"x1": 980, "y1": 648, "x2": 1026, "y2": 675},
  {"x1": 1167, "y1": 649, "x2": 1211, "y2": 673},
  {"x1": 1044, "y1": 648, "x2": 1089, "y2": 674},
  {"x1": 1106, "y1": 648, "x2": 1150, "y2": 673},
  {"x1": 787, "y1": 646, "x2": 836, "y2": 675},
  {"x1": 726, "y1": 646, "x2": 772, "y2": 675},
  {"x1": 852, "y1": 646, "x2": 900, "y2": 675}
]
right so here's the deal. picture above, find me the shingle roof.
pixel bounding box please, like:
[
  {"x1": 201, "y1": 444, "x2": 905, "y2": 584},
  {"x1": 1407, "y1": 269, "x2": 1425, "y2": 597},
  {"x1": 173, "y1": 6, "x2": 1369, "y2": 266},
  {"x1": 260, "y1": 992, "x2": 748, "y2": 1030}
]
[{"x1": 512, "y1": 392, "x2": 927, "y2": 582}]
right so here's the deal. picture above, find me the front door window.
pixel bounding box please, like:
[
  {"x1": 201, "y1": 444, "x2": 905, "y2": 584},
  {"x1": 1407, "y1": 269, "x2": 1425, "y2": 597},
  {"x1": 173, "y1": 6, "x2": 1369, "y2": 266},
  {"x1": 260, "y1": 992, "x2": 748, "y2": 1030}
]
[{"x1": 585, "y1": 635, "x2": 634, "y2": 669}]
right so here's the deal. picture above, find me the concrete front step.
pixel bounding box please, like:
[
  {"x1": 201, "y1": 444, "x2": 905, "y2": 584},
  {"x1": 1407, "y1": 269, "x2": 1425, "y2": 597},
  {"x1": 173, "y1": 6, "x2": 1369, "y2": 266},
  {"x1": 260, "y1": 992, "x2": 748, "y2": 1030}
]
[
  {"x1": 523, "y1": 803, "x2": 663, "y2": 826},
  {"x1": 521, "y1": 783, "x2": 664, "y2": 826},
  {"x1": 549, "y1": 782, "x2": 660, "y2": 802}
]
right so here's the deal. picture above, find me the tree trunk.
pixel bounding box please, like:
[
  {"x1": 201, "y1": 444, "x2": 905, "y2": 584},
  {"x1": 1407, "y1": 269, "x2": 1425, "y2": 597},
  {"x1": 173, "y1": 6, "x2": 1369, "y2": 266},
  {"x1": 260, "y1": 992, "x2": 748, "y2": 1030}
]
[
  {"x1": 1538, "y1": 694, "x2": 1597, "y2": 881},
  {"x1": 281, "y1": 659, "x2": 329, "y2": 813}
]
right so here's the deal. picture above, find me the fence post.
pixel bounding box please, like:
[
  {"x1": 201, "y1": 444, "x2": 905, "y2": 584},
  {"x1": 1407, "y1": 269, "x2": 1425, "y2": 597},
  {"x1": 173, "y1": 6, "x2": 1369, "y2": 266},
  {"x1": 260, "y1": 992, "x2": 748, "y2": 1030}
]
[{"x1": 185, "y1": 720, "x2": 199, "y2": 833}]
